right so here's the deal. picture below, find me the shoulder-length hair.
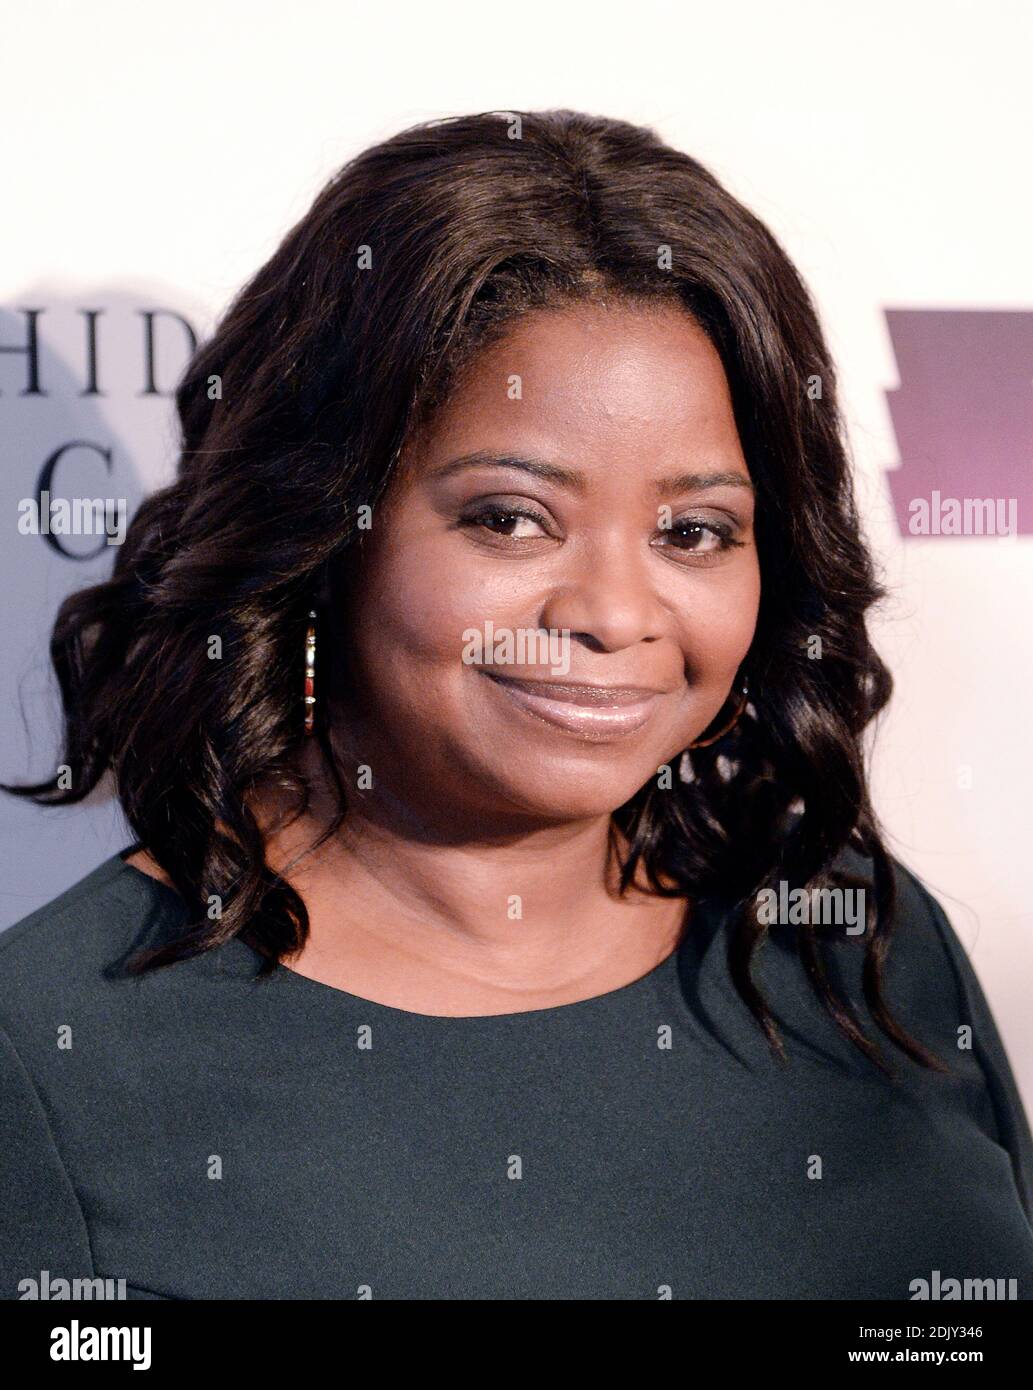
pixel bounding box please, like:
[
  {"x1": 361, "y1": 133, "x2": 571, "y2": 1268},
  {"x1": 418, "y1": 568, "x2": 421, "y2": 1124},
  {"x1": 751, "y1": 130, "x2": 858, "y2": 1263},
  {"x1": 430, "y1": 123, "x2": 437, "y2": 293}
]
[{"x1": 4, "y1": 108, "x2": 943, "y2": 1077}]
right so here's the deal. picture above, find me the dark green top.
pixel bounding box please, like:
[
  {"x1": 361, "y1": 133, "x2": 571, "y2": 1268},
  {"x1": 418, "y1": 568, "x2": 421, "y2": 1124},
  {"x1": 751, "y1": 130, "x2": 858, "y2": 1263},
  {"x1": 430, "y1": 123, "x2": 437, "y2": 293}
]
[{"x1": 2, "y1": 842, "x2": 1032, "y2": 1300}]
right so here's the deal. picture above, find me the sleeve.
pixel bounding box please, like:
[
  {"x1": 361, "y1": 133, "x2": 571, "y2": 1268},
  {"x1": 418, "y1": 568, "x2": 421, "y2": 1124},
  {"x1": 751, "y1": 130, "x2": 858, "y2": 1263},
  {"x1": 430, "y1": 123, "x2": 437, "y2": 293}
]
[
  {"x1": 0, "y1": 1020, "x2": 96, "y2": 1299},
  {"x1": 902, "y1": 866, "x2": 1033, "y2": 1232}
]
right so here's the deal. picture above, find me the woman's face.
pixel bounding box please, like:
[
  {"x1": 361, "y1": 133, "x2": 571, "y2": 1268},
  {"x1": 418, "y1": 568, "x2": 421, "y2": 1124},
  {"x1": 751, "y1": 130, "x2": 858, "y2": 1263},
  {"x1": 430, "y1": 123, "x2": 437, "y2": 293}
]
[{"x1": 331, "y1": 300, "x2": 760, "y2": 828}]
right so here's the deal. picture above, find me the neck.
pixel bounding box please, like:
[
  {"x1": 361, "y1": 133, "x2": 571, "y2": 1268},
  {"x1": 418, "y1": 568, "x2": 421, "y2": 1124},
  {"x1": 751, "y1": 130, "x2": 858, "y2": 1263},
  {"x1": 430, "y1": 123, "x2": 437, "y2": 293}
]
[{"x1": 246, "y1": 737, "x2": 688, "y2": 1014}]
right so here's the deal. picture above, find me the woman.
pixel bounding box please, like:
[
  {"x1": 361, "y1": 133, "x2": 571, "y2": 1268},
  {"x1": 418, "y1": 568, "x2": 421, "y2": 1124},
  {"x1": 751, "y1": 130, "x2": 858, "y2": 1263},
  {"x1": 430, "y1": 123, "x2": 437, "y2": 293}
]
[{"x1": 2, "y1": 108, "x2": 1031, "y2": 1301}]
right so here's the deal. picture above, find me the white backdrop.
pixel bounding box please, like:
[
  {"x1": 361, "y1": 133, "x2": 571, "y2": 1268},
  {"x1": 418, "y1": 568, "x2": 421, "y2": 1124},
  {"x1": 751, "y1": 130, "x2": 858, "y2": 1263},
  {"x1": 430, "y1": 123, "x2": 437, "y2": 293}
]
[{"x1": 2, "y1": 0, "x2": 1031, "y2": 1109}]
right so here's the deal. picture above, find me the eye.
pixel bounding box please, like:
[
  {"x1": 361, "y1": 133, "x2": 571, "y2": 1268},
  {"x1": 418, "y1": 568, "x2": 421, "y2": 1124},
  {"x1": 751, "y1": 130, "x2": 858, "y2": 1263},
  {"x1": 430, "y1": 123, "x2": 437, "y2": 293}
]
[
  {"x1": 458, "y1": 503, "x2": 552, "y2": 541},
  {"x1": 652, "y1": 518, "x2": 746, "y2": 564}
]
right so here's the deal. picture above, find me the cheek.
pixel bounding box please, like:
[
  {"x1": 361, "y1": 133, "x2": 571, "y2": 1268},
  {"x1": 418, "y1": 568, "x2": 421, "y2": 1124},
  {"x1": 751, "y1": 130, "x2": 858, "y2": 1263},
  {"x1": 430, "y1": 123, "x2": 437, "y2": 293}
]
[
  {"x1": 351, "y1": 535, "x2": 489, "y2": 674},
  {"x1": 670, "y1": 562, "x2": 761, "y2": 681}
]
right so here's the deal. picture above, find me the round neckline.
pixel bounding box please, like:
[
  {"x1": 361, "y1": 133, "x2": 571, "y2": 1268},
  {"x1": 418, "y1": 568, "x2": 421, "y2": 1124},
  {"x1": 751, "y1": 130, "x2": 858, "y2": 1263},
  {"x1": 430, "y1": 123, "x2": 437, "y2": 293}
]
[{"x1": 113, "y1": 844, "x2": 689, "y2": 1025}]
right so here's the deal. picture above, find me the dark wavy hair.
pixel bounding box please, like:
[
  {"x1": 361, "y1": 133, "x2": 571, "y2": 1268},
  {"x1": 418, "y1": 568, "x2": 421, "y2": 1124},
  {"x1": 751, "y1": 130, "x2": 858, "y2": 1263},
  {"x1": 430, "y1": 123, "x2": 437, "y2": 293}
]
[{"x1": 3, "y1": 108, "x2": 944, "y2": 1078}]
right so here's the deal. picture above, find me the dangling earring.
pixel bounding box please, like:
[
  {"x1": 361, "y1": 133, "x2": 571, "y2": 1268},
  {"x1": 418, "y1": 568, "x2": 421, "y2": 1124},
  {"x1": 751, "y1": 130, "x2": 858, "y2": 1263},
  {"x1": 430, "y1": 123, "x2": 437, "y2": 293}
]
[
  {"x1": 303, "y1": 609, "x2": 317, "y2": 735},
  {"x1": 687, "y1": 674, "x2": 750, "y2": 749},
  {"x1": 680, "y1": 675, "x2": 750, "y2": 784}
]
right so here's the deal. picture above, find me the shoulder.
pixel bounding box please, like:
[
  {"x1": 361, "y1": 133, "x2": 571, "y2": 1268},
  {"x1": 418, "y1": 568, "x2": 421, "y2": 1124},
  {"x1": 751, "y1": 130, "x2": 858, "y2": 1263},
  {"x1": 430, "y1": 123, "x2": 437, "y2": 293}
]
[
  {"x1": 815, "y1": 841, "x2": 1032, "y2": 1172},
  {"x1": 824, "y1": 839, "x2": 981, "y2": 1036},
  {"x1": 0, "y1": 851, "x2": 196, "y2": 1296},
  {"x1": 829, "y1": 839, "x2": 969, "y2": 1025},
  {"x1": 745, "y1": 836, "x2": 1010, "y2": 1076},
  {"x1": 0, "y1": 845, "x2": 268, "y2": 1158},
  {"x1": 0, "y1": 850, "x2": 189, "y2": 1040}
]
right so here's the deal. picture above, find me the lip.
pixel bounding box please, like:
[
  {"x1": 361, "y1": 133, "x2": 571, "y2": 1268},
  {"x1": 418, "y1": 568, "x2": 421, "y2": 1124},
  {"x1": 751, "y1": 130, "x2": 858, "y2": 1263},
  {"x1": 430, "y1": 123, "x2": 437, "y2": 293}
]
[{"x1": 481, "y1": 671, "x2": 665, "y2": 740}]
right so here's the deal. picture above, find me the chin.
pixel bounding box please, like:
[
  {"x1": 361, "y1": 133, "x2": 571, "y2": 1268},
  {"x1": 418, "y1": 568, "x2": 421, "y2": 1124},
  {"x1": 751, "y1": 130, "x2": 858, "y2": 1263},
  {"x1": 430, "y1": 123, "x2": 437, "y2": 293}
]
[{"x1": 483, "y1": 765, "x2": 657, "y2": 823}]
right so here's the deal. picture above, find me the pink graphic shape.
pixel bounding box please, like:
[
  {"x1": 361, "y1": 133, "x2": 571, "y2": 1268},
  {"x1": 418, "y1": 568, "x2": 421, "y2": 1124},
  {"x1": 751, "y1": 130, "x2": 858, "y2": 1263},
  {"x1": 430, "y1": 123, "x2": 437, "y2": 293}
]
[{"x1": 883, "y1": 309, "x2": 1033, "y2": 537}]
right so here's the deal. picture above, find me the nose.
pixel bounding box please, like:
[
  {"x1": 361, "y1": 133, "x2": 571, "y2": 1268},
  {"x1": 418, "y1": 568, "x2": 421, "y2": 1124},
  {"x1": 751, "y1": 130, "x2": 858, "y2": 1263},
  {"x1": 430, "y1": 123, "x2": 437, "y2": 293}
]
[{"x1": 538, "y1": 529, "x2": 668, "y2": 653}]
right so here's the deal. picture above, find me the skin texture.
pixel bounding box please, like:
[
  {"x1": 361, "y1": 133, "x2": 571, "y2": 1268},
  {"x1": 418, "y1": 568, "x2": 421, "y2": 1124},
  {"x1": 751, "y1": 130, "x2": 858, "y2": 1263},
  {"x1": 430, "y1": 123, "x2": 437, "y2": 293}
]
[{"x1": 129, "y1": 301, "x2": 761, "y2": 1015}]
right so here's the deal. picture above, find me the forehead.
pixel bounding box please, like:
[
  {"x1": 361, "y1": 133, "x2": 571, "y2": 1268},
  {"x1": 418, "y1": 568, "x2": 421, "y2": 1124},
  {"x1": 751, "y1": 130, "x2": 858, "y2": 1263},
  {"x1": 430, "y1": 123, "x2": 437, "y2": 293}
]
[{"x1": 402, "y1": 300, "x2": 745, "y2": 478}]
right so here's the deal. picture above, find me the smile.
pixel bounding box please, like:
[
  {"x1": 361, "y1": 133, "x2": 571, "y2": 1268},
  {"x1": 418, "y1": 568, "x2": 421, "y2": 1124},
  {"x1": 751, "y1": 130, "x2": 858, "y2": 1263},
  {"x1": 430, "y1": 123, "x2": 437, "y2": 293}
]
[{"x1": 480, "y1": 671, "x2": 663, "y2": 741}]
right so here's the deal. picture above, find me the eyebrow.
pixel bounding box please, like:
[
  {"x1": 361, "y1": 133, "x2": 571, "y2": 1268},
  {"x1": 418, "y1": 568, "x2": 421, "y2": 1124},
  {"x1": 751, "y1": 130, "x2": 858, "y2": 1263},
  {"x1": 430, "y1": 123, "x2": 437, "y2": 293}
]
[{"x1": 430, "y1": 451, "x2": 755, "y2": 497}]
